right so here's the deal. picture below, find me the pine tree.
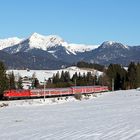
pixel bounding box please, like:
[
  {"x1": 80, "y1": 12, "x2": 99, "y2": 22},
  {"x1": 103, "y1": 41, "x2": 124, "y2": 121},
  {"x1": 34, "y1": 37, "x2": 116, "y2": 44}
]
[
  {"x1": 127, "y1": 62, "x2": 137, "y2": 89},
  {"x1": 31, "y1": 72, "x2": 36, "y2": 89},
  {"x1": 31, "y1": 72, "x2": 40, "y2": 88},
  {"x1": 77, "y1": 72, "x2": 83, "y2": 86},
  {"x1": 64, "y1": 71, "x2": 70, "y2": 82},
  {"x1": 34, "y1": 78, "x2": 39, "y2": 88},
  {"x1": 106, "y1": 64, "x2": 127, "y2": 90},
  {"x1": 8, "y1": 71, "x2": 16, "y2": 89},
  {"x1": 72, "y1": 72, "x2": 78, "y2": 86},
  {"x1": 52, "y1": 71, "x2": 60, "y2": 84},
  {"x1": 136, "y1": 63, "x2": 140, "y2": 88},
  {"x1": 47, "y1": 78, "x2": 52, "y2": 84},
  {"x1": 0, "y1": 61, "x2": 8, "y2": 98},
  {"x1": 17, "y1": 76, "x2": 23, "y2": 89},
  {"x1": 83, "y1": 73, "x2": 87, "y2": 86},
  {"x1": 86, "y1": 72, "x2": 93, "y2": 85},
  {"x1": 94, "y1": 75, "x2": 98, "y2": 85},
  {"x1": 60, "y1": 71, "x2": 65, "y2": 82}
]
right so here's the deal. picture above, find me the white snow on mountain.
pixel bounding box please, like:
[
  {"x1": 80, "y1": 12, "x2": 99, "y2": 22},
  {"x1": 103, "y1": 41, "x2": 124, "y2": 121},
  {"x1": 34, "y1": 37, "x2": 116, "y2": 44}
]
[
  {"x1": 0, "y1": 33, "x2": 132, "y2": 57},
  {"x1": 0, "y1": 37, "x2": 22, "y2": 50},
  {"x1": 28, "y1": 32, "x2": 65, "y2": 50},
  {"x1": 1, "y1": 90, "x2": 140, "y2": 140},
  {"x1": 66, "y1": 43, "x2": 99, "y2": 54},
  {"x1": 1, "y1": 33, "x2": 98, "y2": 54},
  {"x1": 101, "y1": 41, "x2": 129, "y2": 49},
  {"x1": 28, "y1": 33, "x2": 98, "y2": 54}
]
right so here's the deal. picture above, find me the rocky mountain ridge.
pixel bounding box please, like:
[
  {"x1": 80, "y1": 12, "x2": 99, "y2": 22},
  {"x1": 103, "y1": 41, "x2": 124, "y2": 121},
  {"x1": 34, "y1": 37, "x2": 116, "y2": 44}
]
[{"x1": 0, "y1": 33, "x2": 140, "y2": 69}]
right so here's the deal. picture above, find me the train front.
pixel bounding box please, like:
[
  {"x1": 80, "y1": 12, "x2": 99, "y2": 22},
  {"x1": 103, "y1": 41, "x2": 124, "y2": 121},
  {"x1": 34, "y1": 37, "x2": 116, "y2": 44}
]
[{"x1": 3, "y1": 90, "x2": 10, "y2": 99}]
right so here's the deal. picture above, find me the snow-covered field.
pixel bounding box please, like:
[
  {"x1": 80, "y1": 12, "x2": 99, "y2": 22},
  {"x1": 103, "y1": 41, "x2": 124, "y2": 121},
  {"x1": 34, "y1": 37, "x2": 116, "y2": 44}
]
[
  {"x1": 7, "y1": 66, "x2": 102, "y2": 82},
  {"x1": 1, "y1": 90, "x2": 140, "y2": 140}
]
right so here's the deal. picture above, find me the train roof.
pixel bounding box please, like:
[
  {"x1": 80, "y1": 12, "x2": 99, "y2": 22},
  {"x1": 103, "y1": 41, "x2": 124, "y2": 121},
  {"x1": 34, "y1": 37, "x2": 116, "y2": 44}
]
[
  {"x1": 71, "y1": 86, "x2": 106, "y2": 88},
  {"x1": 5, "y1": 86, "x2": 107, "y2": 92}
]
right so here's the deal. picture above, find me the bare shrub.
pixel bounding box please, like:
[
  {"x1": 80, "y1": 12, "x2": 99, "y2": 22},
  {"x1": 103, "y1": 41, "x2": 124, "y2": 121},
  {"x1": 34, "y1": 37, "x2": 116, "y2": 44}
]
[
  {"x1": 74, "y1": 93, "x2": 82, "y2": 100},
  {"x1": 84, "y1": 96, "x2": 89, "y2": 100},
  {"x1": 0, "y1": 103, "x2": 8, "y2": 108},
  {"x1": 92, "y1": 94, "x2": 97, "y2": 97},
  {"x1": 51, "y1": 98, "x2": 56, "y2": 103},
  {"x1": 65, "y1": 97, "x2": 68, "y2": 100}
]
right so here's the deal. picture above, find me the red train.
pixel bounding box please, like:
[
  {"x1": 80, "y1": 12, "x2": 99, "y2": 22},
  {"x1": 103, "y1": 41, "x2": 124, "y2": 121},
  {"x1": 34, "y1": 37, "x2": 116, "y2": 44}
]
[{"x1": 3, "y1": 86, "x2": 109, "y2": 100}]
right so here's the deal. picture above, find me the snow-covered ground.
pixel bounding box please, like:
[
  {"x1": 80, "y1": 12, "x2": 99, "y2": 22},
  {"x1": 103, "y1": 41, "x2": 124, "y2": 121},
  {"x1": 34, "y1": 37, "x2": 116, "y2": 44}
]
[{"x1": 1, "y1": 90, "x2": 140, "y2": 140}]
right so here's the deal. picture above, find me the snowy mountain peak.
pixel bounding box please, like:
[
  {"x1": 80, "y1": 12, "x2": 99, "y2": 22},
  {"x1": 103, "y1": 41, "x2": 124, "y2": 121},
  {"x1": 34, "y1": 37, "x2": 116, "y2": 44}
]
[
  {"x1": 29, "y1": 32, "x2": 44, "y2": 40},
  {"x1": 1, "y1": 32, "x2": 99, "y2": 59},
  {"x1": 0, "y1": 37, "x2": 22, "y2": 50},
  {"x1": 31, "y1": 32, "x2": 41, "y2": 37},
  {"x1": 29, "y1": 32, "x2": 64, "y2": 43},
  {"x1": 105, "y1": 41, "x2": 116, "y2": 45},
  {"x1": 100, "y1": 41, "x2": 129, "y2": 49},
  {"x1": 27, "y1": 33, "x2": 65, "y2": 50},
  {"x1": 1, "y1": 33, "x2": 99, "y2": 55},
  {"x1": 27, "y1": 33, "x2": 98, "y2": 54}
]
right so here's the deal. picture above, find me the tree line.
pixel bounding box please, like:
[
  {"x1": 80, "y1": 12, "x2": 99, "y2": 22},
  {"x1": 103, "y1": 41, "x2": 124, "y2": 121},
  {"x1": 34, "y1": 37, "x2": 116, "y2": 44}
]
[
  {"x1": 76, "y1": 61, "x2": 105, "y2": 71},
  {"x1": 46, "y1": 71, "x2": 98, "y2": 88},
  {"x1": 106, "y1": 62, "x2": 140, "y2": 90},
  {"x1": 0, "y1": 61, "x2": 23, "y2": 99},
  {"x1": 48, "y1": 62, "x2": 140, "y2": 90},
  {"x1": 1, "y1": 61, "x2": 140, "y2": 99}
]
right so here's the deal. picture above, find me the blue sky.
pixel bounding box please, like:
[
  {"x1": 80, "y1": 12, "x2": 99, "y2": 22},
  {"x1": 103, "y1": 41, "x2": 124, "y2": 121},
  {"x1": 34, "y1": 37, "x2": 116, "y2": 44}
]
[{"x1": 0, "y1": 0, "x2": 140, "y2": 45}]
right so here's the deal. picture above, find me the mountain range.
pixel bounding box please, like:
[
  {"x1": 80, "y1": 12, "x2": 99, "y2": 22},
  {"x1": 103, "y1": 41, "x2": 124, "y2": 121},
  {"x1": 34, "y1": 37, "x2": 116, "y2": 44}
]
[{"x1": 0, "y1": 33, "x2": 140, "y2": 69}]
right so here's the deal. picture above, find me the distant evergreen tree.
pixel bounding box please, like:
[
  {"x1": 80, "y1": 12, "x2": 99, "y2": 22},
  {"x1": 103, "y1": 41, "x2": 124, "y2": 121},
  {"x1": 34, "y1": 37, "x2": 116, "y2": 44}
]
[
  {"x1": 127, "y1": 62, "x2": 137, "y2": 89},
  {"x1": 8, "y1": 71, "x2": 16, "y2": 89},
  {"x1": 17, "y1": 76, "x2": 23, "y2": 89},
  {"x1": 76, "y1": 72, "x2": 82, "y2": 86},
  {"x1": 94, "y1": 75, "x2": 98, "y2": 85},
  {"x1": 77, "y1": 61, "x2": 105, "y2": 71},
  {"x1": 82, "y1": 73, "x2": 87, "y2": 85},
  {"x1": 136, "y1": 63, "x2": 140, "y2": 88},
  {"x1": 0, "y1": 61, "x2": 8, "y2": 98},
  {"x1": 106, "y1": 64, "x2": 127, "y2": 90},
  {"x1": 60, "y1": 71, "x2": 65, "y2": 82},
  {"x1": 52, "y1": 74, "x2": 56, "y2": 84},
  {"x1": 64, "y1": 71, "x2": 70, "y2": 82},
  {"x1": 47, "y1": 78, "x2": 52, "y2": 84},
  {"x1": 86, "y1": 72, "x2": 93, "y2": 85},
  {"x1": 31, "y1": 72, "x2": 39, "y2": 88},
  {"x1": 53, "y1": 71, "x2": 60, "y2": 84},
  {"x1": 72, "y1": 72, "x2": 78, "y2": 86},
  {"x1": 34, "y1": 78, "x2": 39, "y2": 88}
]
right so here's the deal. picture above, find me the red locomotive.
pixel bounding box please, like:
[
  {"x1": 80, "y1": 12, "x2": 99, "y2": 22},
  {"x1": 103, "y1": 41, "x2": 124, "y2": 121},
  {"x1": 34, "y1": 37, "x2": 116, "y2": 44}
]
[{"x1": 3, "y1": 86, "x2": 109, "y2": 99}]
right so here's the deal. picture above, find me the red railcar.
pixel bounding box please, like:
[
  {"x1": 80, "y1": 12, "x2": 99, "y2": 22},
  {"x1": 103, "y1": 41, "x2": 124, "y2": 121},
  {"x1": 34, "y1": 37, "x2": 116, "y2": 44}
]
[
  {"x1": 3, "y1": 86, "x2": 109, "y2": 99},
  {"x1": 72, "y1": 86, "x2": 108, "y2": 94},
  {"x1": 4, "y1": 89, "x2": 31, "y2": 99},
  {"x1": 30, "y1": 88, "x2": 72, "y2": 97}
]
